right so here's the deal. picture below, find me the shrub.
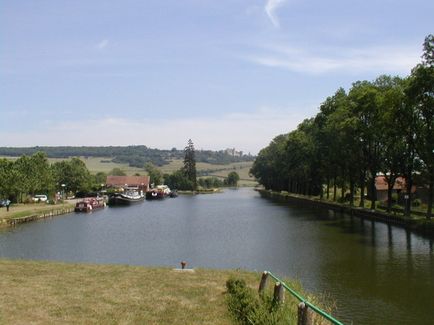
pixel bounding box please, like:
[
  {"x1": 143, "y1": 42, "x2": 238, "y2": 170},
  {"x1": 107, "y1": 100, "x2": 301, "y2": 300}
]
[
  {"x1": 225, "y1": 277, "x2": 294, "y2": 325},
  {"x1": 412, "y1": 198, "x2": 422, "y2": 207}
]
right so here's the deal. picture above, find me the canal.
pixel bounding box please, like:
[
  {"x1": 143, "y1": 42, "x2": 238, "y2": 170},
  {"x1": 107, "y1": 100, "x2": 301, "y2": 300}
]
[{"x1": 0, "y1": 188, "x2": 432, "y2": 324}]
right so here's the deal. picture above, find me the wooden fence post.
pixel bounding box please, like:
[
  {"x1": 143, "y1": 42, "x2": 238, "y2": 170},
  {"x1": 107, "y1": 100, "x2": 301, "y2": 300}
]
[
  {"x1": 297, "y1": 302, "x2": 313, "y2": 325},
  {"x1": 258, "y1": 271, "x2": 268, "y2": 295},
  {"x1": 273, "y1": 282, "x2": 284, "y2": 303}
]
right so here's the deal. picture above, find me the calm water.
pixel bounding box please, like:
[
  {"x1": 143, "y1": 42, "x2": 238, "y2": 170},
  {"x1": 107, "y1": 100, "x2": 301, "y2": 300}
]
[{"x1": 0, "y1": 188, "x2": 433, "y2": 324}]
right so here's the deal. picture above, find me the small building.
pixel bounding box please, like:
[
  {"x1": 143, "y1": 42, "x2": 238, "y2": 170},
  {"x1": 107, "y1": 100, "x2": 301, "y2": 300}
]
[
  {"x1": 374, "y1": 176, "x2": 416, "y2": 202},
  {"x1": 106, "y1": 176, "x2": 150, "y2": 192}
]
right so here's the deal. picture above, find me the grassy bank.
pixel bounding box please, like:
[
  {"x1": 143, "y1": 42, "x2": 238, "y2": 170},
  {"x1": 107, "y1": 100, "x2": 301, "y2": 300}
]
[
  {"x1": 259, "y1": 190, "x2": 434, "y2": 237},
  {"x1": 0, "y1": 260, "x2": 258, "y2": 324},
  {"x1": 0, "y1": 260, "x2": 333, "y2": 325},
  {"x1": 0, "y1": 202, "x2": 75, "y2": 227}
]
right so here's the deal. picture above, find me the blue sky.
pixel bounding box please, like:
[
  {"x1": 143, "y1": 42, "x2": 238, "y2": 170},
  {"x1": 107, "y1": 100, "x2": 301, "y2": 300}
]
[{"x1": 1, "y1": 0, "x2": 432, "y2": 154}]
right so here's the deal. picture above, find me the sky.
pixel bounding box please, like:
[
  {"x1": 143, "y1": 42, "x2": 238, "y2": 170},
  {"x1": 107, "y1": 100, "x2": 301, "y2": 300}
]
[{"x1": 1, "y1": 0, "x2": 433, "y2": 154}]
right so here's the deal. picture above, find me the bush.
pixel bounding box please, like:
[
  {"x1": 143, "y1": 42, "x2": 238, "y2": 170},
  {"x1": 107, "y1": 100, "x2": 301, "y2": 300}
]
[
  {"x1": 412, "y1": 198, "x2": 422, "y2": 207},
  {"x1": 225, "y1": 277, "x2": 294, "y2": 325}
]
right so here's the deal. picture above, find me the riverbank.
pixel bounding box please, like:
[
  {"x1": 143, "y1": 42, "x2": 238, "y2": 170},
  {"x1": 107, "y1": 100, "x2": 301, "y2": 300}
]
[
  {"x1": 0, "y1": 202, "x2": 75, "y2": 228},
  {"x1": 0, "y1": 259, "x2": 252, "y2": 324},
  {"x1": 0, "y1": 259, "x2": 333, "y2": 325},
  {"x1": 258, "y1": 189, "x2": 434, "y2": 237},
  {"x1": 177, "y1": 188, "x2": 223, "y2": 195}
]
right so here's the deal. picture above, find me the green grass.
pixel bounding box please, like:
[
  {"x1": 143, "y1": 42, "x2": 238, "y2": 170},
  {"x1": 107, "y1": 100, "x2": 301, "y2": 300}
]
[
  {"x1": 0, "y1": 259, "x2": 260, "y2": 325},
  {"x1": 0, "y1": 203, "x2": 75, "y2": 223}
]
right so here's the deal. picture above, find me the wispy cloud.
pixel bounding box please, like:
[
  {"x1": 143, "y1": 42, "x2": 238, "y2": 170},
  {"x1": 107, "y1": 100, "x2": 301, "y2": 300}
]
[
  {"x1": 96, "y1": 39, "x2": 109, "y2": 50},
  {"x1": 247, "y1": 44, "x2": 420, "y2": 74},
  {"x1": 265, "y1": 0, "x2": 288, "y2": 28}
]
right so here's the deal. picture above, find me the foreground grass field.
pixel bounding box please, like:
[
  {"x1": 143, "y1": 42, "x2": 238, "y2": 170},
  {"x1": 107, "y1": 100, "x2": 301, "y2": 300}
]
[{"x1": 0, "y1": 260, "x2": 259, "y2": 324}]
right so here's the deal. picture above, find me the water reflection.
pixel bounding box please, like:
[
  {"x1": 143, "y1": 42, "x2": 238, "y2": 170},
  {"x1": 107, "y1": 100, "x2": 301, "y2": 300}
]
[{"x1": 0, "y1": 188, "x2": 433, "y2": 324}]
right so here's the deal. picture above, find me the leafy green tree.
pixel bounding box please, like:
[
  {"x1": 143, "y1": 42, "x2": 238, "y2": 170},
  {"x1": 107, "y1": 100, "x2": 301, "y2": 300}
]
[
  {"x1": 164, "y1": 170, "x2": 194, "y2": 190},
  {"x1": 91, "y1": 171, "x2": 108, "y2": 190},
  {"x1": 319, "y1": 89, "x2": 350, "y2": 202},
  {"x1": 349, "y1": 80, "x2": 382, "y2": 209},
  {"x1": 13, "y1": 152, "x2": 53, "y2": 201},
  {"x1": 183, "y1": 139, "x2": 197, "y2": 189},
  {"x1": 108, "y1": 167, "x2": 126, "y2": 176},
  {"x1": 377, "y1": 76, "x2": 408, "y2": 212},
  {"x1": 0, "y1": 159, "x2": 18, "y2": 200},
  {"x1": 52, "y1": 158, "x2": 91, "y2": 194},
  {"x1": 225, "y1": 171, "x2": 240, "y2": 187},
  {"x1": 145, "y1": 162, "x2": 163, "y2": 187},
  {"x1": 406, "y1": 35, "x2": 434, "y2": 218},
  {"x1": 250, "y1": 134, "x2": 289, "y2": 191},
  {"x1": 198, "y1": 177, "x2": 223, "y2": 188}
]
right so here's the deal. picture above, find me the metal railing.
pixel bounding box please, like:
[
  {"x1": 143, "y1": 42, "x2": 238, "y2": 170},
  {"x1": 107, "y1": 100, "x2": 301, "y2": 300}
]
[{"x1": 260, "y1": 270, "x2": 345, "y2": 325}]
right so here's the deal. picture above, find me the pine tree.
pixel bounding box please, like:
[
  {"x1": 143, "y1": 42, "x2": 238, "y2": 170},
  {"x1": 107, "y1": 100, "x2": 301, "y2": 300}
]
[{"x1": 183, "y1": 139, "x2": 197, "y2": 190}]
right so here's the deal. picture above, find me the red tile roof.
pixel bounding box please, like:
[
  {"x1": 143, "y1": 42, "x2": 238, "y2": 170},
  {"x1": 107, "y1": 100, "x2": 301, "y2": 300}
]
[
  {"x1": 106, "y1": 176, "x2": 150, "y2": 187},
  {"x1": 375, "y1": 176, "x2": 415, "y2": 193}
]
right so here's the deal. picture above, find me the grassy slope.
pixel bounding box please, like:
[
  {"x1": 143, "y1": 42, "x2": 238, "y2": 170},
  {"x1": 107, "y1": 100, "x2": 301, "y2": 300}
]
[{"x1": 0, "y1": 259, "x2": 259, "y2": 325}]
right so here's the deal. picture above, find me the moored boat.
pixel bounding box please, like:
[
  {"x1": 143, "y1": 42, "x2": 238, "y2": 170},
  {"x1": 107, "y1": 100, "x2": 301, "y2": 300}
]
[
  {"x1": 146, "y1": 185, "x2": 172, "y2": 200},
  {"x1": 108, "y1": 188, "x2": 145, "y2": 205},
  {"x1": 74, "y1": 197, "x2": 106, "y2": 212}
]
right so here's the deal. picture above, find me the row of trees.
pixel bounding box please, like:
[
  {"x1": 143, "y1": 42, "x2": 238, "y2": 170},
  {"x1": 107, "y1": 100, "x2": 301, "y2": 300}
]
[
  {"x1": 0, "y1": 145, "x2": 254, "y2": 169},
  {"x1": 0, "y1": 153, "x2": 99, "y2": 202},
  {"x1": 0, "y1": 139, "x2": 241, "y2": 201},
  {"x1": 148, "y1": 140, "x2": 240, "y2": 190},
  {"x1": 250, "y1": 35, "x2": 433, "y2": 218}
]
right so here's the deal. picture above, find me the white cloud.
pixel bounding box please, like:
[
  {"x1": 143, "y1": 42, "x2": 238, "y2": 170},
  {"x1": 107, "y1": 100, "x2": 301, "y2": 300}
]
[
  {"x1": 96, "y1": 39, "x2": 109, "y2": 50},
  {"x1": 0, "y1": 110, "x2": 309, "y2": 154},
  {"x1": 248, "y1": 44, "x2": 420, "y2": 75},
  {"x1": 265, "y1": 0, "x2": 288, "y2": 28}
]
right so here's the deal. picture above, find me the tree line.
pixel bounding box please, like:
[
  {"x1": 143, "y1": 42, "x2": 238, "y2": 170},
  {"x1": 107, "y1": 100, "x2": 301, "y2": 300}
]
[
  {"x1": 0, "y1": 153, "x2": 103, "y2": 202},
  {"x1": 0, "y1": 145, "x2": 254, "y2": 168},
  {"x1": 146, "y1": 140, "x2": 240, "y2": 190},
  {"x1": 0, "y1": 141, "x2": 239, "y2": 202},
  {"x1": 250, "y1": 35, "x2": 433, "y2": 219}
]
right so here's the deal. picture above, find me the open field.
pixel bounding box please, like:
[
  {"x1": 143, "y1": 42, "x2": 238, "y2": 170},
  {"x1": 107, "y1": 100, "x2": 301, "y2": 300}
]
[
  {"x1": 0, "y1": 156, "x2": 146, "y2": 175},
  {"x1": 162, "y1": 160, "x2": 257, "y2": 186},
  {"x1": 0, "y1": 156, "x2": 258, "y2": 185},
  {"x1": 0, "y1": 259, "x2": 260, "y2": 325}
]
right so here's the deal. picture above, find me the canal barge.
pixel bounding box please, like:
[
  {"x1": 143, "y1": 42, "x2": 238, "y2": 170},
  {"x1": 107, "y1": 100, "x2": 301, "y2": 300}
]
[
  {"x1": 74, "y1": 197, "x2": 106, "y2": 212},
  {"x1": 146, "y1": 185, "x2": 172, "y2": 200},
  {"x1": 108, "y1": 188, "x2": 145, "y2": 205}
]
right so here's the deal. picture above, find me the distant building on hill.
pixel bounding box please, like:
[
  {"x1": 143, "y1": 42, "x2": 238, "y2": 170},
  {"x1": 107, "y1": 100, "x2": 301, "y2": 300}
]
[
  {"x1": 224, "y1": 148, "x2": 243, "y2": 157},
  {"x1": 106, "y1": 176, "x2": 150, "y2": 191}
]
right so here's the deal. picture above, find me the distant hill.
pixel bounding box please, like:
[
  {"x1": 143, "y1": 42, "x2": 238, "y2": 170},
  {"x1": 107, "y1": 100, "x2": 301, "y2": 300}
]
[{"x1": 0, "y1": 146, "x2": 255, "y2": 168}]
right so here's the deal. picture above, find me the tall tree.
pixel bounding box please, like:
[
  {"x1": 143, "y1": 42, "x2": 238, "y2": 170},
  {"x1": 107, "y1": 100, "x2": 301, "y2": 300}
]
[
  {"x1": 226, "y1": 171, "x2": 240, "y2": 187},
  {"x1": 52, "y1": 158, "x2": 91, "y2": 194},
  {"x1": 0, "y1": 159, "x2": 18, "y2": 200},
  {"x1": 349, "y1": 81, "x2": 382, "y2": 209},
  {"x1": 377, "y1": 76, "x2": 408, "y2": 212},
  {"x1": 406, "y1": 35, "x2": 434, "y2": 218},
  {"x1": 183, "y1": 139, "x2": 197, "y2": 190},
  {"x1": 145, "y1": 162, "x2": 163, "y2": 187}
]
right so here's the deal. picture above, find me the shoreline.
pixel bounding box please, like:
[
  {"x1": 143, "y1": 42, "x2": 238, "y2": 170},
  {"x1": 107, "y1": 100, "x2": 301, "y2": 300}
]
[
  {"x1": 257, "y1": 189, "x2": 434, "y2": 237},
  {"x1": 0, "y1": 203, "x2": 75, "y2": 228}
]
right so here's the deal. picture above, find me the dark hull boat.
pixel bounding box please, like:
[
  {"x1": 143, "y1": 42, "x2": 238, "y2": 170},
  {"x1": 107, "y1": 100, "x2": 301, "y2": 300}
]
[{"x1": 108, "y1": 190, "x2": 145, "y2": 206}]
